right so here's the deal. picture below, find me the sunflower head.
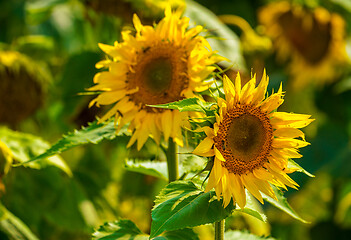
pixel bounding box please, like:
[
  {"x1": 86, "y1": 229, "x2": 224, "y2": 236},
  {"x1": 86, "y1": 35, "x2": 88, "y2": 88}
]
[
  {"x1": 193, "y1": 71, "x2": 313, "y2": 208},
  {"x1": 259, "y1": 1, "x2": 348, "y2": 88},
  {"x1": 89, "y1": 6, "x2": 223, "y2": 150},
  {"x1": 0, "y1": 51, "x2": 50, "y2": 126}
]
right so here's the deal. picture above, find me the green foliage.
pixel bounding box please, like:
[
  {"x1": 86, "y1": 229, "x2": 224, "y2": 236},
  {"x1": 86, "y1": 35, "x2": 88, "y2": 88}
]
[
  {"x1": 0, "y1": 127, "x2": 71, "y2": 175},
  {"x1": 124, "y1": 159, "x2": 169, "y2": 181},
  {"x1": 150, "y1": 180, "x2": 233, "y2": 237},
  {"x1": 92, "y1": 219, "x2": 199, "y2": 240},
  {"x1": 15, "y1": 119, "x2": 128, "y2": 166},
  {"x1": 224, "y1": 230, "x2": 276, "y2": 240},
  {"x1": 0, "y1": 203, "x2": 39, "y2": 240},
  {"x1": 148, "y1": 98, "x2": 205, "y2": 113},
  {"x1": 156, "y1": 228, "x2": 200, "y2": 240},
  {"x1": 151, "y1": 180, "x2": 267, "y2": 238},
  {"x1": 288, "y1": 159, "x2": 315, "y2": 177},
  {"x1": 92, "y1": 219, "x2": 148, "y2": 240},
  {"x1": 234, "y1": 191, "x2": 267, "y2": 223},
  {"x1": 181, "y1": 155, "x2": 207, "y2": 174},
  {"x1": 262, "y1": 186, "x2": 309, "y2": 223}
]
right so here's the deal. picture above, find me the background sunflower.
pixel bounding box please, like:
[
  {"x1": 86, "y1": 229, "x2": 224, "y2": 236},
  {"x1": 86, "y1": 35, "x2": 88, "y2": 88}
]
[{"x1": 0, "y1": 0, "x2": 351, "y2": 239}]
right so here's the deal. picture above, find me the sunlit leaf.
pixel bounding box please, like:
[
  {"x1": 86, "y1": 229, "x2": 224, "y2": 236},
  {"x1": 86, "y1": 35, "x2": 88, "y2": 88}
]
[
  {"x1": 0, "y1": 127, "x2": 71, "y2": 176},
  {"x1": 235, "y1": 191, "x2": 267, "y2": 222},
  {"x1": 147, "y1": 98, "x2": 205, "y2": 113},
  {"x1": 150, "y1": 180, "x2": 235, "y2": 238},
  {"x1": 181, "y1": 155, "x2": 207, "y2": 174},
  {"x1": 225, "y1": 230, "x2": 276, "y2": 240},
  {"x1": 288, "y1": 159, "x2": 315, "y2": 177},
  {"x1": 157, "y1": 228, "x2": 199, "y2": 240},
  {"x1": 0, "y1": 202, "x2": 39, "y2": 240},
  {"x1": 92, "y1": 219, "x2": 148, "y2": 240},
  {"x1": 92, "y1": 219, "x2": 199, "y2": 240},
  {"x1": 124, "y1": 159, "x2": 169, "y2": 181},
  {"x1": 262, "y1": 186, "x2": 309, "y2": 223},
  {"x1": 14, "y1": 119, "x2": 128, "y2": 166}
]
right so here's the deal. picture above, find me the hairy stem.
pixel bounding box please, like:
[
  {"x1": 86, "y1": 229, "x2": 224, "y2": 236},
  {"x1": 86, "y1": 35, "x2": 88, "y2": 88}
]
[{"x1": 215, "y1": 219, "x2": 225, "y2": 240}]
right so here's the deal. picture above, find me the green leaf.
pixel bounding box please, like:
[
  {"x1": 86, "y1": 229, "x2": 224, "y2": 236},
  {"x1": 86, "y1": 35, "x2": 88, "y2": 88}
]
[
  {"x1": 235, "y1": 192, "x2": 267, "y2": 223},
  {"x1": 150, "y1": 180, "x2": 235, "y2": 238},
  {"x1": 184, "y1": 0, "x2": 245, "y2": 69},
  {"x1": 92, "y1": 219, "x2": 199, "y2": 240},
  {"x1": 14, "y1": 119, "x2": 128, "y2": 166},
  {"x1": 158, "y1": 228, "x2": 199, "y2": 240},
  {"x1": 262, "y1": 186, "x2": 309, "y2": 223},
  {"x1": 288, "y1": 159, "x2": 315, "y2": 177},
  {"x1": 0, "y1": 127, "x2": 71, "y2": 176},
  {"x1": 147, "y1": 98, "x2": 205, "y2": 113},
  {"x1": 92, "y1": 219, "x2": 149, "y2": 240},
  {"x1": 181, "y1": 155, "x2": 207, "y2": 174},
  {"x1": 0, "y1": 202, "x2": 39, "y2": 240},
  {"x1": 124, "y1": 159, "x2": 169, "y2": 181},
  {"x1": 225, "y1": 230, "x2": 276, "y2": 240}
]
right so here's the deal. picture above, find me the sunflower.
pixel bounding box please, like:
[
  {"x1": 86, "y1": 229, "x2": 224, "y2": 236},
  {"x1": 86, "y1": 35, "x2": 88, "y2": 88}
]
[
  {"x1": 89, "y1": 7, "x2": 222, "y2": 150},
  {"x1": 0, "y1": 51, "x2": 50, "y2": 126},
  {"x1": 193, "y1": 71, "x2": 313, "y2": 208},
  {"x1": 259, "y1": 1, "x2": 348, "y2": 89}
]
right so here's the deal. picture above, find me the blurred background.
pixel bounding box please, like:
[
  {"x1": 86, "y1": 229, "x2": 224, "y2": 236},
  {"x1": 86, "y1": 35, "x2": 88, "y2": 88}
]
[{"x1": 0, "y1": 0, "x2": 351, "y2": 239}]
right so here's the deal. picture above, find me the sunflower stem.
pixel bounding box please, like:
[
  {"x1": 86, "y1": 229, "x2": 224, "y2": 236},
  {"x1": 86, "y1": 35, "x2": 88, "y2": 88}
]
[
  {"x1": 214, "y1": 219, "x2": 225, "y2": 240},
  {"x1": 166, "y1": 138, "x2": 178, "y2": 183}
]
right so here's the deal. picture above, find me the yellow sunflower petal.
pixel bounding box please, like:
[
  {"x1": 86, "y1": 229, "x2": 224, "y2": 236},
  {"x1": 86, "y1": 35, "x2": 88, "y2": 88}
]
[
  {"x1": 240, "y1": 76, "x2": 256, "y2": 104},
  {"x1": 228, "y1": 173, "x2": 246, "y2": 209},
  {"x1": 254, "y1": 178, "x2": 277, "y2": 200},
  {"x1": 98, "y1": 43, "x2": 119, "y2": 57},
  {"x1": 252, "y1": 69, "x2": 269, "y2": 104},
  {"x1": 272, "y1": 138, "x2": 310, "y2": 149},
  {"x1": 171, "y1": 111, "x2": 183, "y2": 146},
  {"x1": 213, "y1": 157, "x2": 223, "y2": 187},
  {"x1": 136, "y1": 116, "x2": 152, "y2": 150},
  {"x1": 161, "y1": 110, "x2": 173, "y2": 143},
  {"x1": 241, "y1": 173, "x2": 264, "y2": 204},
  {"x1": 223, "y1": 75, "x2": 236, "y2": 101},
  {"x1": 214, "y1": 147, "x2": 226, "y2": 162},
  {"x1": 192, "y1": 137, "x2": 214, "y2": 156},
  {"x1": 273, "y1": 128, "x2": 305, "y2": 140},
  {"x1": 205, "y1": 169, "x2": 217, "y2": 192},
  {"x1": 234, "y1": 72, "x2": 242, "y2": 102}
]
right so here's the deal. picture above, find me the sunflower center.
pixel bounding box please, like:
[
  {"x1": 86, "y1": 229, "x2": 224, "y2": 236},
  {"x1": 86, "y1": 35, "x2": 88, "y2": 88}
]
[
  {"x1": 278, "y1": 10, "x2": 331, "y2": 65},
  {"x1": 143, "y1": 57, "x2": 173, "y2": 93},
  {"x1": 214, "y1": 104, "x2": 273, "y2": 175},
  {"x1": 127, "y1": 42, "x2": 189, "y2": 112},
  {"x1": 227, "y1": 114, "x2": 266, "y2": 162}
]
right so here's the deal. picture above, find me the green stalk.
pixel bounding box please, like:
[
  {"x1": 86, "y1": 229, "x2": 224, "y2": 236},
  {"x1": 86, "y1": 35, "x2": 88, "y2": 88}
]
[
  {"x1": 166, "y1": 137, "x2": 178, "y2": 183},
  {"x1": 214, "y1": 219, "x2": 225, "y2": 240}
]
